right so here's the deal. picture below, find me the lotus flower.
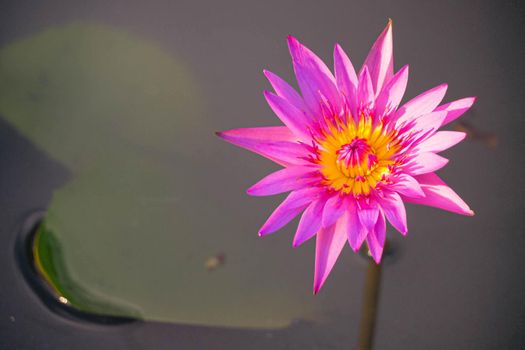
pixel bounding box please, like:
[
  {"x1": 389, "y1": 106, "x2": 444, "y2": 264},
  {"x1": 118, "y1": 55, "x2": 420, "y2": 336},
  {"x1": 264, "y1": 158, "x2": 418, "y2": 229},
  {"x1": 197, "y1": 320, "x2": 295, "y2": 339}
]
[{"x1": 218, "y1": 20, "x2": 474, "y2": 293}]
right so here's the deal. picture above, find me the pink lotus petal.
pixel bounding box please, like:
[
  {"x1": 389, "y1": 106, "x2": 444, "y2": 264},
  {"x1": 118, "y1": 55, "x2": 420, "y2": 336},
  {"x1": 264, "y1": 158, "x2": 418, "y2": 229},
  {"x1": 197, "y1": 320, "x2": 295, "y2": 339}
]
[
  {"x1": 390, "y1": 173, "x2": 425, "y2": 198},
  {"x1": 404, "y1": 173, "x2": 474, "y2": 216},
  {"x1": 334, "y1": 44, "x2": 358, "y2": 116},
  {"x1": 404, "y1": 152, "x2": 449, "y2": 176},
  {"x1": 417, "y1": 131, "x2": 466, "y2": 153},
  {"x1": 259, "y1": 187, "x2": 322, "y2": 236},
  {"x1": 435, "y1": 96, "x2": 476, "y2": 126},
  {"x1": 405, "y1": 110, "x2": 447, "y2": 140},
  {"x1": 358, "y1": 66, "x2": 375, "y2": 109},
  {"x1": 375, "y1": 64, "x2": 409, "y2": 117},
  {"x1": 380, "y1": 191, "x2": 407, "y2": 235},
  {"x1": 366, "y1": 213, "x2": 386, "y2": 264},
  {"x1": 361, "y1": 19, "x2": 394, "y2": 95},
  {"x1": 322, "y1": 194, "x2": 345, "y2": 228},
  {"x1": 263, "y1": 70, "x2": 309, "y2": 114},
  {"x1": 293, "y1": 197, "x2": 327, "y2": 247},
  {"x1": 264, "y1": 91, "x2": 312, "y2": 141},
  {"x1": 247, "y1": 166, "x2": 319, "y2": 197},
  {"x1": 357, "y1": 201, "x2": 379, "y2": 231},
  {"x1": 313, "y1": 223, "x2": 347, "y2": 294},
  {"x1": 396, "y1": 83, "x2": 448, "y2": 123},
  {"x1": 217, "y1": 127, "x2": 307, "y2": 167},
  {"x1": 287, "y1": 36, "x2": 342, "y2": 117},
  {"x1": 343, "y1": 199, "x2": 367, "y2": 252},
  {"x1": 217, "y1": 126, "x2": 296, "y2": 143}
]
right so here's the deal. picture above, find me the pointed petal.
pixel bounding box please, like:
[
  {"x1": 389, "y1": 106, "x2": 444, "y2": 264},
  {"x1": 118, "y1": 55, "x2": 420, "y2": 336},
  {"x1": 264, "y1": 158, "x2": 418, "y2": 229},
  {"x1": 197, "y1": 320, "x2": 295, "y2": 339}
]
[
  {"x1": 288, "y1": 36, "x2": 342, "y2": 117},
  {"x1": 358, "y1": 66, "x2": 375, "y2": 109},
  {"x1": 396, "y1": 83, "x2": 448, "y2": 123},
  {"x1": 390, "y1": 173, "x2": 425, "y2": 198},
  {"x1": 404, "y1": 173, "x2": 474, "y2": 216},
  {"x1": 366, "y1": 213, "x2": 386, "y2": 264},
  {"x1": 313, "y1": 223, "x2": 347, "y2": 294},
  {"x1": 258, "y1": 187, "x2": 322, "y2": 236},
  {"x1": 293, "y1": 197, "x2": 327, "y2": 247},
  {"x1": 344, "y1": 199, "x2": 367, "y2": 252},
  {"x1": 380, "y1": 192, "x2": 407, "y2": 235},
  {"x1": 264, "y1": 70, "x2": 308, "y2": 114},
  {"x1": 264, "y1": 91, "x2": 311, "y2": 141},
  {"x1": 361, "y1": 20, "x2": 394, "y2": 94},
  {"x1": 322, "y1": 194, "x2": 345, "y2": 228},
  {"x1": 405, "y1": 110, "x2": 447, "y2": 140},
  {"x1": 435, "y1": 97, "x2": 476, "y2": 126},
  {"x1": 217, "y1": 127, "x2": 307, "y2": 167},
  {"x1": 417, "y1": 131, "x2": 466, "y2": 153},
  {"x1": 357, "y1": 201, "x2": 379, "y2": 231},
  {"x1": 247, "y1": 166, "x2": 318, "y2": 196},
  {"x1": 375, "y1": 65, "x2": 409, "y2": 116},
  {"x1": 334, "y1": 44, "x2": 358, "y2": 115},
  {"x1": 217, "y1": 126, "x2": 296, "y2": 143},
  {"x1": 404, "y1": 152, "x2": 449, "y2": 176}
]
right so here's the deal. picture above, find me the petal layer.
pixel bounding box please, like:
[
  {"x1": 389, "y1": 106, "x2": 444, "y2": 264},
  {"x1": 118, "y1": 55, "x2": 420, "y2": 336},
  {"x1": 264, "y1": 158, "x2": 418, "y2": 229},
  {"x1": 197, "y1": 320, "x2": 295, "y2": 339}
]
[
  {"x1": 357, "y1": 66, "x2": 375, "y2": 109},
  {"x1": 313, "y1": 223, "x2": 347, "y2": 294},
  {"x1": 264, "y1": 70, "x2": 308, "y2": 113},
  {"x1": 375, "y1": 64, "x2": 409, "y2": 116},
  {"x1": 396, "y1": 83, "x2": 448, "y2": 123},
  {"x1": 247, "y1": 166, "x2": 318, "y2": 196},
  {"x1": 361, "y1": 20, "x2": 394, "y2": 94},
  {"x1": 417, "y1": 131, "x2": 466, "y2": 153},
  {"x1": 404, "y1": 173, "x2": 474, "y2": 216},
  {"x1": 259, "y1": 188, "x2": 322, "y2": 236},
  {"x1": 334, "y1": 44, "x2": 358, "y2": 115},
  {"x1": 288, "y1": 36, "x2": 342, "y2": 117},
  {"x1": 366, "y1": 213, "x2": 386, "y2": 264},
  {"x1": 322, "y1": 195, "x2": 345, "y2": 228},
  {"x1": 264, "y1": 91, "x2": 311, "y2": 141},
  {"x1": 390, "y1": 173, "x2": 425, "y2": 198},
  {"x1": 404, "y1": 152, "x2": 449, "y2": 176},
  {"x1": 380, "y1": 192, "x2": 407, "y2": 235},
  {"x1": 343, "y1": 199, "x2": 368, "y2": 252},
  {"x1": 217, "y1": 127, "x2": 306, "y2": 167},
  {"x1": 293, "y1": 197, "x2": 327, "y2": 247},
  {"x1": 435, "y1": 97, "x2": 476, "y2": 126}
]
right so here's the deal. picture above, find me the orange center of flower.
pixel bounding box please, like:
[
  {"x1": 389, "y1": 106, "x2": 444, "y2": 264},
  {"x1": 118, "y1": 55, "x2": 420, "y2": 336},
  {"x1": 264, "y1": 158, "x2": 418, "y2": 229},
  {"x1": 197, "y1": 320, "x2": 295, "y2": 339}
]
[{"x1": 317, "y1": 114, "x2": 401, "y2": 196}]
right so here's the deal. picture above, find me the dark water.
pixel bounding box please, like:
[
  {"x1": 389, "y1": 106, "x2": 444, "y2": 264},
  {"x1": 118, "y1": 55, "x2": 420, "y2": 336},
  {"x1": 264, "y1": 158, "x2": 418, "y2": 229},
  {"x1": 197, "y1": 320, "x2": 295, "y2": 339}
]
[{"x1": 0, "y1": 1, "x2": 524, "y2": 349}]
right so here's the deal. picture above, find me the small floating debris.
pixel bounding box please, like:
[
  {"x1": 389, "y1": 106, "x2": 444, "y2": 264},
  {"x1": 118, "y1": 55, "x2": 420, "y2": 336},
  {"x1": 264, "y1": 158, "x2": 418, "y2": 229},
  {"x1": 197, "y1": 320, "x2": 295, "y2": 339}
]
[{"x1": 205, "y1": 253, "x2": 226, "y2": 271}]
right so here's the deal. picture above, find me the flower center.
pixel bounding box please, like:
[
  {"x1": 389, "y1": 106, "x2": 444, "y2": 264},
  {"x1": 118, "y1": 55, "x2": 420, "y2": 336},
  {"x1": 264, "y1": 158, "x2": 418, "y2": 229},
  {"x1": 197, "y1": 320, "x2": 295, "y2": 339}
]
[
  {"x1": 335, "y1": 138, "x2": 378, "y2": 178},
  {"x1": 315, "y1": 115, "x2": 400, "y2": 196}
]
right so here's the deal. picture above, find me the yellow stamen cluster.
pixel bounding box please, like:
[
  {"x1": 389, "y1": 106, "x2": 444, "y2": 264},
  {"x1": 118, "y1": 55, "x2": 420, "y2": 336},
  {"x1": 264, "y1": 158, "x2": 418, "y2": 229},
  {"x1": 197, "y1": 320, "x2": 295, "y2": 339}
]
[{"x1": 317, "y1": 115, "x2": 400, "y2": 196}]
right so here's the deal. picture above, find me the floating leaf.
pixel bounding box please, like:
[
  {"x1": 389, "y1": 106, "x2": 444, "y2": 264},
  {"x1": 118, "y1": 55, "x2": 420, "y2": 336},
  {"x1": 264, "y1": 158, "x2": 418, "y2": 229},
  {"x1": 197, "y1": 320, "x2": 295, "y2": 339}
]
[{"x1": 0, "y1": 23, "x2": 358, "y2": 328}]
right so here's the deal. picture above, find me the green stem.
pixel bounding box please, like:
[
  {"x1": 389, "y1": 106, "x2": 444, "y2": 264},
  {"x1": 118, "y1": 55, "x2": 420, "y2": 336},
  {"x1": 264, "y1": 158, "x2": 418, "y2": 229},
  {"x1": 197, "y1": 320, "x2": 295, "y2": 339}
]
[{"x1": 357, "y1": 253, "x2": 382, "y2": 350}]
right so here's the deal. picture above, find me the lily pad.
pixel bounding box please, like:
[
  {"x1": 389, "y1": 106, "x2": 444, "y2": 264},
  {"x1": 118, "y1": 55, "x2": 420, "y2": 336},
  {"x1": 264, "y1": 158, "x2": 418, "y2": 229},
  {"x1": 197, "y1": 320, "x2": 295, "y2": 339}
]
[{"x1": 0, "y1": 23, "x2": 359, "y2": 328}]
